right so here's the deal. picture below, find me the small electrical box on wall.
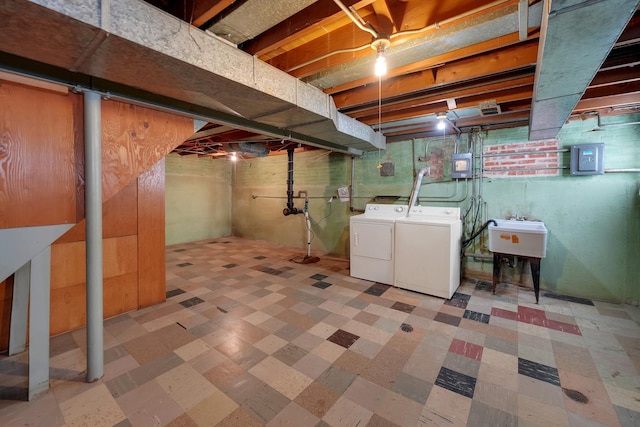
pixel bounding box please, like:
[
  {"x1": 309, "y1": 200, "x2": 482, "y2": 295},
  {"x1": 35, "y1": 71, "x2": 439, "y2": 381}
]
[
  {"x1": 451, "y1": 153, "x2": 473, "y2": 178},
  {"x1": 570, "y1": 143, "x2": 604, "y2": 175}
]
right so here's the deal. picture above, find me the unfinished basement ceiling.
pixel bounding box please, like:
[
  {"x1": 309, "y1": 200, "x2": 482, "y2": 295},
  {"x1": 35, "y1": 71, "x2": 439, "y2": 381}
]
[
  {"x1": 153, "y1": 0, "x2": 640, "y2": 156},
  {"x1": 1, "y1": 0, "x2": 639, "y2": 158}
]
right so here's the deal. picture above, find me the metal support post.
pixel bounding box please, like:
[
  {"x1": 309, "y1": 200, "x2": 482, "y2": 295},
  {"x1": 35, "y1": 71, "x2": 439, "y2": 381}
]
[{"x1": 84, "y1": 90, "x2": 104, "y2": 382}]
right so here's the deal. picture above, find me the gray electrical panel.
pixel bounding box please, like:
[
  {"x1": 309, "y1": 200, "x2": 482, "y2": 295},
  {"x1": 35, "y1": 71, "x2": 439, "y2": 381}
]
[
  {"x1": 570, "y1": 143, "x2": 604, "y2": 175},
  {"x1": 451, "y1": 153, "x2": 473, "y2": 179}
]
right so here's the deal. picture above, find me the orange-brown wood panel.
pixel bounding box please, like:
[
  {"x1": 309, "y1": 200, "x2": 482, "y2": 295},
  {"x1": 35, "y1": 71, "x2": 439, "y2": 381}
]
[
  {"x1": 50, "y1": 235, "x2": 138, "y2": 335},
  {"x1": 55, "y1": 179, "x2": 138, "y2": 244},
  {"x1": 0, "y1": 276, "x2": 13, "y2": 351},
  {"x1": 101, "y1": 100, "x2": 193, "y2": 204},
  {"x1": 0, "y1": 81, "x2": 76, "y2": 229},
  {"x1": 137, "y1": 159, "x2": 166, "y2": 308}
]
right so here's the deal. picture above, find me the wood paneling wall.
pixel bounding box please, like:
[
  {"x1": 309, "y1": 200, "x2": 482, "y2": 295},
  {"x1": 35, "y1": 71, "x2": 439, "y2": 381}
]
[
  {"x1": 0, "y1": 77, "x2": 194, "y2": 348},
  {"x1": 138, "y1": 160, "x2": 167, "y2": 308},
  {"x1": 0, "y1": 81, "x2": 77, "y2": 228}
]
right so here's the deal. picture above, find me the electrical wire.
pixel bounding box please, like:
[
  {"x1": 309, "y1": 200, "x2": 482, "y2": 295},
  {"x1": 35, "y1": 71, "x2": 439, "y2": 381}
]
[{"x1": 310, "y1": 201, "x2": 333, "y2": 227}]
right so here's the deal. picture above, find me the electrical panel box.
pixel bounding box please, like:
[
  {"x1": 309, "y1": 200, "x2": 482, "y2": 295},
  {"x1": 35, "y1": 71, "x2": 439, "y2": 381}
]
[
  {"x1": 570, "y1": 143, "x2": 604, "y2": 175},
  {"x1": 451, "y1": 153, "x2": 472, "y2": 179}
]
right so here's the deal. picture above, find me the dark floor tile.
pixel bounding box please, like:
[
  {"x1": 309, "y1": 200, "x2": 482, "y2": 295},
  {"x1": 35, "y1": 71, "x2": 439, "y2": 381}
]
[
  {"x1": 463, "y1": 310, "x2": 490, "y2": 324},
  {"x1": 173, "y1": 248, "x2": 187, "y2": 252},
  {"x1": 166, "y1": 288, "x2": 186, "y2": 298},
  {"x1": 254, "y1": 256, "x2": 266, "y2": 260},
  {"x1": 312, "y1": 281, "x2": 332, "y2": 289},
  {"x1": 128, "y1": 352, "x2": 184, "y2": 387},
  {"x1": 614, "y1": 404, "x2": 640, "y2": 427},
  {"x1": 226, "y1": 372, "x2": 265, "y2": 404},
  {"x1": 366, "y1": 414, "x2": 401, "y2": 427},
  {"x1": 230, "y1": 346, "x2": 269, "y2": 370},
  {"x1": 50, "y1": 332, "x2": 79, "y2": 358},
  {"x1": 223, "y1": 263, "x2": 238, "y2": 268},
  {"x1": 364, "y1": 283, "x2": 390, "y2": 296},
  {"x1": 475, "y1": 281, "x2": 492, "y2": 291},
  {"x1": 468, "y1": 400, "x2": 517, "y2": 427},
  {"x1": 176, "y1": 262, "x2": 192, "y2": 268},
  {"x1": 435, "y1": 367, "x2": 476, "y2": 398},
  {"x1": 445, "y1": 293, "x2": 471, "y2": 309},
  {"x1": 104, "y1": 344, "x2": 130, "y2": 365},
  {"x1": 307, "y1": 307, "x2": 331, "y2": 321},
  {"x1": 179, "y1": 296, "x2": 205, "y2": 308},
  {"x1": 273, "y1": 343, "x2": 308, "y2": 366},
  {"x1": 113, "y1": 418, "x2": 135, "y2": 427},
  {"x1": 317, "y1": 365, "x2": 357, "y2": 395},
  {"x1": 105, "y1": 372, "x2": 137, "y2": 398},
  {"x1": 275, "y1": 324, "x2": 305, "y2": 341},
  {"x1": 434, "y1": 311, "x2": 461, "y2": 327},
  {"x1": 392, "y1": 371, "x2": 433, "y2": 404},
  {"x1": 391, "y1": 301, "x2": 416, "y2": 314},
  {"x1": 242, "y1": 384, "x2": 291, "y2": 424},
  {"x1": 310, "y1": 273, "x2": 328, "y2": 280},
  {"x1": 542, "y1": 292, "x2": 594, "y2": 305},
  {"x1": 518, "y1": 358, "x2": 560, "y2": 386},
  {"x1": 327, "y1": 329, "x2": 360, "y2": 349}
]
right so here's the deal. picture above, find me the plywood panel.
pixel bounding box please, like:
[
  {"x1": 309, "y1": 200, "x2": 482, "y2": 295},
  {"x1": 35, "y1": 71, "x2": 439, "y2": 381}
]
[
  {"x1": 50, "y1": 235, "x2": 138, "y2": 335},
  {"x1": 0, "y1": 81, "x2": 76, "y2": 228},
  {"x1": 101, "y1": 100, "x2": 193, "y2": 204},
  {"x1": 138, "y1": 159, "x2": 166, "y2": 308},
  {"x1": 0, "y1": 276, "x2": 13, "y2": 351},
  {"x1": 55, "y1": 179, "x2": 138, "y2": 244}
]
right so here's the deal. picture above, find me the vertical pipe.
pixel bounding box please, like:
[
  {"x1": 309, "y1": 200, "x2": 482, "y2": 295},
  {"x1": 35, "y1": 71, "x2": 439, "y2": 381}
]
[{"x1": 84, "y1": 91, "x2": 103, "y2": 382}]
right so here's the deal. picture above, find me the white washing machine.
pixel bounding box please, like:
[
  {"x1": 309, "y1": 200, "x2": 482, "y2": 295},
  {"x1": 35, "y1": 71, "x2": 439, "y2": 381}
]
[
  {"x1": 394, "y1": 206, "x2": 462, "y2": 299},
  {"x1": 350, "y1": 204, "x2": 408, "y2": 285}
]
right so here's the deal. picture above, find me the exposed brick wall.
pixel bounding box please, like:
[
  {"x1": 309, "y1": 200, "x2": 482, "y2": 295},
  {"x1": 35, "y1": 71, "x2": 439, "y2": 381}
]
[{"x1": 483, "y1": 139, "x2": 560, "y2": 177}]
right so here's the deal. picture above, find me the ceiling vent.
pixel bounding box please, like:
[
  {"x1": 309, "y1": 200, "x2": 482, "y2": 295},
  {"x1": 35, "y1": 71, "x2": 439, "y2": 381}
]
[{"x1": 479, "y1": 100, "x2": 501, "y2": 116}]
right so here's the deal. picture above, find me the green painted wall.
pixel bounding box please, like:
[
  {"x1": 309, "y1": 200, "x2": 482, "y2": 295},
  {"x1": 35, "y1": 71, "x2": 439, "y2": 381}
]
[
  {"x1": 165, "y1": 153, "x2": 232, "y2": 245},
  {"x1": 232, "y1": 151, "x2": 353, "y2": 255},
  {"x1": 167, "y1": 113, "x2": 640, "y2": 304}
]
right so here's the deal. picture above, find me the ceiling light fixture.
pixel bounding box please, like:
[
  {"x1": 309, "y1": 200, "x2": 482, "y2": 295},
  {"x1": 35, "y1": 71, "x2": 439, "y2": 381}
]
[
  {"x1": 371, "y1": 37, "x2": 390, "y2": 77},
  {"x1": 230, "y1": 152, "x2": 237, "y2": 161},
  {"x1": 436, "y1": 112, "x2": 447, "y2": 130}
]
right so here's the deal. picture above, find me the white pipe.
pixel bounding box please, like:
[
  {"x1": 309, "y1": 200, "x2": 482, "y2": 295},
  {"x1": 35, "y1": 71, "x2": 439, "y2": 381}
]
[
  {"x1": 84, "y1": 90, "x2": 104, "y2": 382},
  {"x1": 332, "y1": 0, "x2": 378, "y2": 38}
]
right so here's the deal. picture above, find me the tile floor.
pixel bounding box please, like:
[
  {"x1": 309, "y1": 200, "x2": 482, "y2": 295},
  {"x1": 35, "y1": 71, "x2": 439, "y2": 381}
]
[{"x1": 1, "y1": 236, "x2": 640, "y2": 426}]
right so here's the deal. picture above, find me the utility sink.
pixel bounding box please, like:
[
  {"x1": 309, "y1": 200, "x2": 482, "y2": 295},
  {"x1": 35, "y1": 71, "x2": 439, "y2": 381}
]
[{"x1": 488, "y1": 220, "x2": 547, "y2": 258}]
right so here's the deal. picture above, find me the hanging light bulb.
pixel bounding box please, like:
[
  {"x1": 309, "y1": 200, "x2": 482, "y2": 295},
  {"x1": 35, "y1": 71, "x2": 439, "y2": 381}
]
[
  {"x1": 375, "y1": 49, "x2": 387, "y2": 77},
  {"x1": 371, "y1": 37, "x2": 390, "y2": 77},
  {"x1": 436, "y1": 112, "x2": 447, "y2": 130}
]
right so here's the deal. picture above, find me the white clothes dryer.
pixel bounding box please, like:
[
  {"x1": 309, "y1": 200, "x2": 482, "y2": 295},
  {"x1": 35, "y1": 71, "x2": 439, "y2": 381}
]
[
  {"x1": 394, "y1": 206, "x2": 462, "y2": 299},
  {"x1": 349, "y1": 204, "x2": 408, "y2": 285}
]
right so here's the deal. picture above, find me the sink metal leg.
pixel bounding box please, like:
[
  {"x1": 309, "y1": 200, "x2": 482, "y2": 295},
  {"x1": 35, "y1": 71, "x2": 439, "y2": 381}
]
[
  {"x1": 492, "y1": 253, "x2": 501, "y2": 295},
  {"x1": 530, "y1": 257, "x2": 541, "y2": 304}
]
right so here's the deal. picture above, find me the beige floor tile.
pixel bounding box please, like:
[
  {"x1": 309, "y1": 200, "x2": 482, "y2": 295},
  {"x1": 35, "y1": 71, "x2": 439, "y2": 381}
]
[
  {"x1": 423, "y1": 386, "x2": 472, "y2": 426},
  {"x1": 60, "y1": 383, "x2": 126, "y2": 427},
  {"x1": 250, "y1": 356, "x2": 312, "y2": 400},
  {"x1": 156, "y1": 363, "x2": 218, "y2": 411},
  {"x1": 322, "y1": 396, "x2": 373, "y2": 427},
  {"x1": 187, "y1": 390, "x2": 239, "y2": 426},
  {"x1": 174, "y1": 339, "x2": 212, "y2": 362},
  {"x1": 518, "y1": 394, "x2": 570, "y2": 426}
]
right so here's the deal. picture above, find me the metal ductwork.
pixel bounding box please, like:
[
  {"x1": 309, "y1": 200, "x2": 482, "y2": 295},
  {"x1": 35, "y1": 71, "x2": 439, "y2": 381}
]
[
  {"x1": 0, "y1": 0, "x2": 383, "y2": 155},
  {"x1": 529, "y1": 0, "x2": 640, "y2": 140},
  {"x1": 207, "y1": 0, "x2": 316, "y2": 46},
  {"x1": 227, "y1": 142, "x2": 270, "y2": 158}
]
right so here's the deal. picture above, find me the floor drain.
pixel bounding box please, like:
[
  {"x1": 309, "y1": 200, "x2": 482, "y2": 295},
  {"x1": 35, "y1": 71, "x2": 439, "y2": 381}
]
[
  {"x1": 401, "y1": 323, "x2": 414, "y2": 333},
  {"x1": 563, "y1": 388, "x2": 589, "y2": 404}
]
